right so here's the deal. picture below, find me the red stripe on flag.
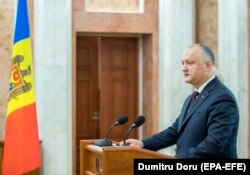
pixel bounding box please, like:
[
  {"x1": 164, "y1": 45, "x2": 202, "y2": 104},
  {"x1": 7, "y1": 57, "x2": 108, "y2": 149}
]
[{"x1": 2, "y1": 103, "x2": 41, "y2": 175}]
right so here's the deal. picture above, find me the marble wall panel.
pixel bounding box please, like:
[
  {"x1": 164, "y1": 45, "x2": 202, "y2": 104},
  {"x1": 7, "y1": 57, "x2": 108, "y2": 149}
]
[
  {"x1": 0, "y1": 0, "x2": 14, "y2": 9},
  {"x1": 196, "y1": 0, "x2": 218, "y2": 62},
  {"x1": 85, "y1": 0, "x2": 142, "y2": 13},
  {"x1": 0, "y1": 1, "x2": 14, "y2": 139}
]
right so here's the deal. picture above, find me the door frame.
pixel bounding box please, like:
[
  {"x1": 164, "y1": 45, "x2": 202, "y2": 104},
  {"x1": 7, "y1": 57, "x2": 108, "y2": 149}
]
[
  {"x1": 72, "y1": 32, "x2": 156, "y2": 175},
  {"x1": 72, "y1": 33, "x2": 147, "y2": 174}
]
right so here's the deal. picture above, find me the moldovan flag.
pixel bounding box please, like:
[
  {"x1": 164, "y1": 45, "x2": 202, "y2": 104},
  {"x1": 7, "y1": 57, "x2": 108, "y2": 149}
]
[{"x1": 2, "y1": 0, "x2": 41, "y2": 174}]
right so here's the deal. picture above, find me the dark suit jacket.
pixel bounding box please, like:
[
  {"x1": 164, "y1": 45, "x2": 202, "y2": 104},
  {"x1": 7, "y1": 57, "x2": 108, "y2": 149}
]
[{"x1": 143, "y1": 77, "x2": 239, "y2": 158}]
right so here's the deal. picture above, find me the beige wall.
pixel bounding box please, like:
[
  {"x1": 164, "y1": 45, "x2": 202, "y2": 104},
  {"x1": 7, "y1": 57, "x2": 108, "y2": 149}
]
[
  {"x1": 85, "y1": 0, "x2": 142, "y2": 12},
  {"x1": 0, "y1": 0, "x2": 14, "y2": 139},
  {"x1": 196, "y1": 0, "x2": 218, "y2": 62}
]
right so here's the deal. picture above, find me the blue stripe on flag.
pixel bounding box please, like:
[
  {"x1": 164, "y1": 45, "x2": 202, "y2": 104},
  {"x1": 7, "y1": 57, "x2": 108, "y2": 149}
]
[{"x1": 14, "y1": 0, "x2": 30, "y2": 44}]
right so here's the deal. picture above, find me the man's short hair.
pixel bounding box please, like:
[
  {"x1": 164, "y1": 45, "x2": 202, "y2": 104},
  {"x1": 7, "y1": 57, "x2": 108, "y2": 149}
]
[
  {"x1": 188, "y1": 44, "x2": 215, "y2": 65},
  {"x1": 198, "y1": 44, "x2": 215, "y2": 65}
]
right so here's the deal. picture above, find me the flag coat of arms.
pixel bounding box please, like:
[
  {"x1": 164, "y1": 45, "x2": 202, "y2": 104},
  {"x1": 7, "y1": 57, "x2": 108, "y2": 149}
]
[{"x1": 2, "y1": 0, "x2": 41, "y2": 174}]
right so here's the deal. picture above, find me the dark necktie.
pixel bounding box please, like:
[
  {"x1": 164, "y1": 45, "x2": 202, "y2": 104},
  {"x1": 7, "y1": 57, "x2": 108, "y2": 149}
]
[{"x1": 189, "y1": 91, "x2": 199, "y2": 108}]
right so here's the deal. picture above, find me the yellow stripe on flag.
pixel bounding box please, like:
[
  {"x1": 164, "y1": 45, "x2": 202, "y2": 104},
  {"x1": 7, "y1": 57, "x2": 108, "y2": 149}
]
[{"x1": 7, "y1": 38, "x2": 35, "y2": 116}]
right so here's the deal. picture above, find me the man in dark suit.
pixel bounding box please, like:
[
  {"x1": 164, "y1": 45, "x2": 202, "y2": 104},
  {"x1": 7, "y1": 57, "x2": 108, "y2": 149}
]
[{"x1": 126, "y1": 44, "x2": 239, "y2": 158}]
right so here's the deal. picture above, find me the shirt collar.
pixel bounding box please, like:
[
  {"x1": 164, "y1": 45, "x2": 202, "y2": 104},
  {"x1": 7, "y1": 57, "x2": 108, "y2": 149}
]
[{"x1": 195, "y1": 75, "x2": 215, "y2": 93}]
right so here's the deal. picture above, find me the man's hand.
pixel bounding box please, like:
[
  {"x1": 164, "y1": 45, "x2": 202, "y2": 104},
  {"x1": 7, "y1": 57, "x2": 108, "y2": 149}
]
[{"x1": 123, "y1": 139, "x2": 144, "y2": 148}]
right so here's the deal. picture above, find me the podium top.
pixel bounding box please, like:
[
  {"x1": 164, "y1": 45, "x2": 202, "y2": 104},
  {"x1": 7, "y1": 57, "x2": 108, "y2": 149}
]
[{"x1": 81, "y1": 140, "x2": 174, "y2": 159}]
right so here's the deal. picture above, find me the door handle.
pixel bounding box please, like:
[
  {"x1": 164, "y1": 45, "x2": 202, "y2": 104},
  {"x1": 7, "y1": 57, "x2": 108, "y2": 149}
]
[{"x1": 92, "y1": 112, "x2": 99, "y2": 128}]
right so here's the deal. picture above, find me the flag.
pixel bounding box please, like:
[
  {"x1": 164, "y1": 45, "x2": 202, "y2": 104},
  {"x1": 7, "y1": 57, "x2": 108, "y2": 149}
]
[{"x1": 2, "y1": 0, "x2": 41, "y2": 174}]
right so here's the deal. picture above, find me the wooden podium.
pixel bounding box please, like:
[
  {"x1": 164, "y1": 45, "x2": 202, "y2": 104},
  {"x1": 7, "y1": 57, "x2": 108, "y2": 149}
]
[{"x1": 80, "y1": 140, "x2": 174, "y2": 175}]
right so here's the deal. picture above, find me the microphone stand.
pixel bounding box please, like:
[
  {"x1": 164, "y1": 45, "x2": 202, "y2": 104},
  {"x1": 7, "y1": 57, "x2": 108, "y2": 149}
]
[
  {"x1": 122, "y1": 127, "x2": 133, "y2": 146},
  {"x1": 95, "y1": 124, "x2": 116, "y2": 147},
  {"x1": 121, "y1": 116, "x2": 145, "y2": 146}
]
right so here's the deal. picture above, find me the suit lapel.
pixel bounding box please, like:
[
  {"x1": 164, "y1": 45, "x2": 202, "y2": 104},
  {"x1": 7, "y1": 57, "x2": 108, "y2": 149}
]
[
  {"x1": 178, "y1": 77, "x2": 220, "y2": 132},
  {"x1": 179, "y1": 92, "x2": 209, "y2": 130},
  {"x1": 178, "y1": 96, "x2": 191, "y2": 130}
]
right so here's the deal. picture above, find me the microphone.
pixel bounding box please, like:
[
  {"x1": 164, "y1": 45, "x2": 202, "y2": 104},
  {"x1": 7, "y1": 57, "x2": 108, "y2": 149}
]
[
  {"x1": 122, "y1": 115, "x2": 145, "y2": 146},
  {"x1": 95, "y1": 115, "x2": 128, "y2": 147}
]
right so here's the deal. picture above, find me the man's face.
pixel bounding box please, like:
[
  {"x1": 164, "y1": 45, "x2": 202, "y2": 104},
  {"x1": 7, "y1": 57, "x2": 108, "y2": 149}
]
[{"x1": 181, "y1": 46, "x2": 211, "y2": 89}]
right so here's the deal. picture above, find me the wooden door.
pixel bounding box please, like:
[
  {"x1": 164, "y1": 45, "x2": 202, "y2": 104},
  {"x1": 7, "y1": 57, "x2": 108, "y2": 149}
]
[
  {"x1": 100, "y1": 37, "x2": 138, "y2": 141},
  {"x1": 76, "y1": 36, "x2": 138, "y2": 174},
  {"x1": 76, "y1": 37, "x2": 99, "y2": 174}
]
